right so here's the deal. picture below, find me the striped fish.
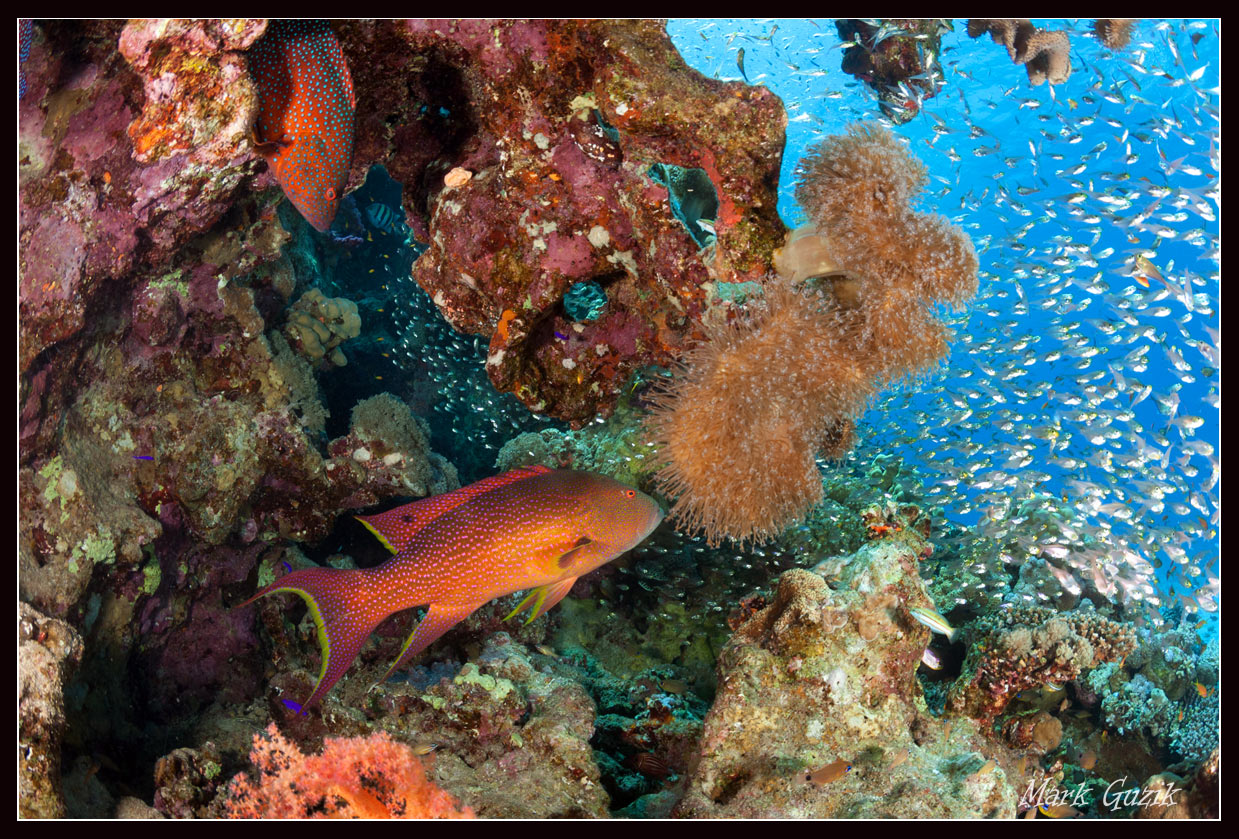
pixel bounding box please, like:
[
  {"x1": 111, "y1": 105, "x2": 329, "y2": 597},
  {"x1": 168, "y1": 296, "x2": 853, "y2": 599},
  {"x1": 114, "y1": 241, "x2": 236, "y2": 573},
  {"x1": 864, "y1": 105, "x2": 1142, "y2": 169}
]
[
  {"x1": 249, "y1": 20, "x2": 354, "y2": 232},
  {"x1": 365, "y1": 201, "x2": 407, "y2": 236},
  {"x1": 908, "y1": 606, "x2": 957, "y2": 642},
  {"x1": 240, "y1": 466, "x2": 664, "y2": 712}
]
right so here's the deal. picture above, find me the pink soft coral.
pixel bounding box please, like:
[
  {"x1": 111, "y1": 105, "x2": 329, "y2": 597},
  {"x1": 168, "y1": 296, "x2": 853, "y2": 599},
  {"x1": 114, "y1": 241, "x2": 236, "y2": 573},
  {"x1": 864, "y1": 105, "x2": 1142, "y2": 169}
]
[{"x1": 223, "y1": 724, "x2": 474, "y2": 819}]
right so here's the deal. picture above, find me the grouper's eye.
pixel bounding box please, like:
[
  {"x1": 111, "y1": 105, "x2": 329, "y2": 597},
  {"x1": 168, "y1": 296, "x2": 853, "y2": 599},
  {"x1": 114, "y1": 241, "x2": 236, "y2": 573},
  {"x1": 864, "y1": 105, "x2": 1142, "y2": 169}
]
[{"x1": 624, "y1": 489, "x2": 636, "y2": 498}]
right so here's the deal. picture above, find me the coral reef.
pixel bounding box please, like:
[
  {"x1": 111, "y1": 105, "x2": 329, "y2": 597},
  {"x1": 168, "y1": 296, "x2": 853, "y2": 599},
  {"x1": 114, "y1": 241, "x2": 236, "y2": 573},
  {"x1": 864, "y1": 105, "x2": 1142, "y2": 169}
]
[
  {"x1": 19, "y1": 603, "x2": 85, "y2": 818},
  {"x1": 966, "y1": 20, "x2": 1072, "y2": 87},
  {"x1": 647, "y1": 124, "x2": 976, "y2": 546},
  {"x1": 1081, "y1": 625, "x2": 1218, "y2": 763},
  {"x1": 1135, "y1": 747, "x2": 1218, "y2": 819},
  {"x1": 947, "y1": 605, "x2": 1137, "y2": 723},
  {"x1": 834, "y1": 20, "x2": 953, "y2": 124},
  {"x1": 153, "y1": 743, "x2": 227, "y2": 818},
  {"x1": 20, "y1": 19, "x2": 267, "y2": 379},
  {"x1": 342, "y1": 19, "x2": 787, "y2": 426},
  {"x1": 675, "y1": 506, "x2": 1015, "y2": 817},
  {"x1": 223, "y1": 724, "x2": 473, "y2": 818},
  {"x1": 283, "y1": 288, "x2": 362, "y2": 367},
  {"x1": 1094, "y1": 19, "x2": 1137, "y2": 52}
]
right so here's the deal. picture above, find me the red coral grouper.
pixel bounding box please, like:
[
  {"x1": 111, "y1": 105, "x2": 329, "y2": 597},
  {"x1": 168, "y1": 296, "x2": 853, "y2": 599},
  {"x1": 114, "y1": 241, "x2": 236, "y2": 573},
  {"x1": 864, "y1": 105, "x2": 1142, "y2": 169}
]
[
  {"x1": 241, "y1": 466, "x2": 664, "y2": 712},
  {"x1": 248, "y1": 19, "x2": 354, "y2": 232}
]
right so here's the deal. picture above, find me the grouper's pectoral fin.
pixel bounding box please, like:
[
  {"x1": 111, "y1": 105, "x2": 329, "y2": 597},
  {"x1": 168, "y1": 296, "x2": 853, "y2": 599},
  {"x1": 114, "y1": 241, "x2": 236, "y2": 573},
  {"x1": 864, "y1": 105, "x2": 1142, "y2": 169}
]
[
  {"x1": 503, "y1": 576, "x2": 579, "y2": 626},
  {"x1": 374, "y1": 601, "x2": 483, "y2": 687}
]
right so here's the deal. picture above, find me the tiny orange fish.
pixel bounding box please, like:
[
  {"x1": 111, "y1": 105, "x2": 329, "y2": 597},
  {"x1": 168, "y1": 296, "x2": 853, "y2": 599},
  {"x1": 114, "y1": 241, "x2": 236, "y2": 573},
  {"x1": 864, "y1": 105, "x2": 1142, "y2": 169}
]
[
  {"x1": 806, "y1": 759, "x2": 852, "y2": 786},
  {"x1": 1134, "y1": 274, "x2": 1150, "y2": 288},
  {"x1": 1195, "y1": 682, "x2": 1209, "y2": 698},
  {"x1": 972, "y1": 759, "x2": 997, "y2": 778},
  {"x1": 1079, "y1": 750, "x2": 1097, "y2": 771},
  {"x1": 887, "y1": 748, "x2": 909, "y2": 770}
]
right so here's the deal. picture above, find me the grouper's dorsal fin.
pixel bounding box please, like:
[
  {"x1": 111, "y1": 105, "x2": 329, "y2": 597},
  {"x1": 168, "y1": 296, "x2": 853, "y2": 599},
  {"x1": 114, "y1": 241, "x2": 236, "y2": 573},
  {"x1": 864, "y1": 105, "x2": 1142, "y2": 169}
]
[{"x1": 355, "y1": 464, "x2": 553, "y2": 554}]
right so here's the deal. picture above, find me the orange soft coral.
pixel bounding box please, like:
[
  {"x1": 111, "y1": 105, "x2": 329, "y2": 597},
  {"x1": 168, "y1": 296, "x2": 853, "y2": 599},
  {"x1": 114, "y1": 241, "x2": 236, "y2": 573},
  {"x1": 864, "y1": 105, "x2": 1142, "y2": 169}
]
[
  {"x1": 223, "y1": 724, "x2": 474, "y2": 819},
  {"x1": 646, "y1": 124, "x2": 976, "y2": 547}
]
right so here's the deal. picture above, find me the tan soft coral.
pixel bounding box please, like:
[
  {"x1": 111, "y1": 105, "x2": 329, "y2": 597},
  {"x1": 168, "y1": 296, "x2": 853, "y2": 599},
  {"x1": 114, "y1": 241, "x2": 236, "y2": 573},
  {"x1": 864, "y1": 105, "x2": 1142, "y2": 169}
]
[
  {"x1": 1093, "y1": 19, "x2": 1137, "y2": 52},
  {"x1": 967, "y1": 19, "x2": 1072, "y2": 86},
  {"x1": 646, "y1": 124, "x2": 977, "y2": 546}
]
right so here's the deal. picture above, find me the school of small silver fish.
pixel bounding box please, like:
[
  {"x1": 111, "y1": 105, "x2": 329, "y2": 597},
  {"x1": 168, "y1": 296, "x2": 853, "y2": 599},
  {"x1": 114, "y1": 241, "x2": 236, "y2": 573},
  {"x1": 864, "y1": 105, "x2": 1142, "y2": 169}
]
[
  {"x1": 668, "y1": 19, "x2": 1219, "y2": 628},
  {"x1": 380, "y1": 21, "x2": 1217, "y2": 637}
]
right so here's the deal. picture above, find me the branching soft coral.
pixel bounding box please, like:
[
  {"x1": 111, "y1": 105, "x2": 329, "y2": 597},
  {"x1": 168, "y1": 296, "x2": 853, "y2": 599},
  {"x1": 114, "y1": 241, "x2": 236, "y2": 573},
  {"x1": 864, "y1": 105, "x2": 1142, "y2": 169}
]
[
  {"x1": 1093, "y1": 19, "x2": 1137, "y2": 52},
  {"x1": 223, "y1": 724, "x2": 474, "y2": 819},
  {"x1": 967, "y1": 19, "x2": 1072, "y2": 86},
  {"x1": 646, "y1": 124, "x2": 976, "y2": 546}
]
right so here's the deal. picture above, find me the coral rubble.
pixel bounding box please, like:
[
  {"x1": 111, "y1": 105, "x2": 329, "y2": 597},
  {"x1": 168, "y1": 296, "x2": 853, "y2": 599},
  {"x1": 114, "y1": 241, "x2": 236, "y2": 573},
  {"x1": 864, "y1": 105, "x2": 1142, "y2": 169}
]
[{"x1": 19, "y1": 603, "x2": 85, "y2": 818}]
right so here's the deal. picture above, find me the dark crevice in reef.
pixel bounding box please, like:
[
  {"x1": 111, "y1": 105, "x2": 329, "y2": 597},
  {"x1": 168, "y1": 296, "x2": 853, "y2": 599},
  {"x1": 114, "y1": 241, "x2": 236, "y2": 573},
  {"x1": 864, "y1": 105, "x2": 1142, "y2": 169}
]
[{"x1": 648, "y1": 163, "x2": 719, "y2": 249}]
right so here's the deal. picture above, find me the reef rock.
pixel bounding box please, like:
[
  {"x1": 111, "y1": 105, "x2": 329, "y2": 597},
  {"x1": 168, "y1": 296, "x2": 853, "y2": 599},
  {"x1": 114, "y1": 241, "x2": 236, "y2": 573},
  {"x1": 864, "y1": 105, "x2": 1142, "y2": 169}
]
[
  {"x1": 340, "y1": 19, "x2": 787, "y2": 425},
  {"x1": 675, "y1": 506, "x2": 1015, "y2": 818},
  {"x1": 19, "y1": 603, "x2": 85, "y2": 818}
]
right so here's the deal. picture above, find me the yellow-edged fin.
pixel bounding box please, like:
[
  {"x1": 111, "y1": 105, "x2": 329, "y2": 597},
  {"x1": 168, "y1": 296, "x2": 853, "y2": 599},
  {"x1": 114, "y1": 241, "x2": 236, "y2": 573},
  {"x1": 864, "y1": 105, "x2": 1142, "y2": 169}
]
[
  {"x1": 504, "y1": 577, "x2": 579, "y2": 625},
  {"x1": 269, "y1": 585, "x2": 334, "y2": 690},
  {"x1": 504, "y1": 589, "x2": 544, "y2": 623},
  {"x1": 530, "y1": 577, "x2": 577, "y2": 621},
  {"x1": 375, "y1": 601, "x2": 481, "y2": 686},
  {"x1": 355, "y1": 515, "x2": 399, "y2": 554}
]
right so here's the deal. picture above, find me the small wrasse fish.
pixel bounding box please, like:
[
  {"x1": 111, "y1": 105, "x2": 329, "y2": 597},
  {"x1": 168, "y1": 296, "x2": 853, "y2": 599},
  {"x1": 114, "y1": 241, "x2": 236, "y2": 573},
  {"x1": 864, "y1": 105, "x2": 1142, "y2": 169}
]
[
  {"x1": 909, "y1": 606, "x2": 957, "y2": 642},
  {"x1": 806, "y1": 759, "x2": 852, "y2": 786},
  {"x1": 240, "y1": 466, "x2": 663, "y2": 712},
  {"x1": 248, "y1": 20, "x2": 354, "y2": 232}
]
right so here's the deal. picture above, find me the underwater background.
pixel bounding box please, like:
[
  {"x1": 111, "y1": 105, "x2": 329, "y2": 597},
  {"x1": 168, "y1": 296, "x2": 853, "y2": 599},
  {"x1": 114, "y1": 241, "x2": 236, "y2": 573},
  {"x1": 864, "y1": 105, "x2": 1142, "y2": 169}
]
[{"x1": 18, "y1": 19, "x2": 1218, "y2": 819}]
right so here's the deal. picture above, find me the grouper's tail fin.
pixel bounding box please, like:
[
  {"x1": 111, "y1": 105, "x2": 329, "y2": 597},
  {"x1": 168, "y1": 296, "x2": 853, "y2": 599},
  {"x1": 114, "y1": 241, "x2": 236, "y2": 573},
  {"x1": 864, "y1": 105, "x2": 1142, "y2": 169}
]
[{"x1": 238, "y1": 566, "x2": 384, "y2": 713}]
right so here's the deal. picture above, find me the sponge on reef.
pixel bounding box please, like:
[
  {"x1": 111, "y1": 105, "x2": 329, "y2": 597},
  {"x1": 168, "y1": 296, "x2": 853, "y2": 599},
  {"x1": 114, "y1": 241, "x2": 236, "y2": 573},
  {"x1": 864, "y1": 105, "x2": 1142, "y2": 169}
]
[
  {"x1": 647, "y1": 124, "x2": 977, "y2": 546},
  {"x1": 283, "y1": 288, "x2": 361, "y2": 367}
]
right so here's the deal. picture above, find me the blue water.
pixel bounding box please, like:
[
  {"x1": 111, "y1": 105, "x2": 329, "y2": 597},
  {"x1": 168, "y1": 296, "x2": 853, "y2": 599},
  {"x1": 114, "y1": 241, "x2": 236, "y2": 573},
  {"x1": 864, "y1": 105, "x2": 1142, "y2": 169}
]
[{"x1": 668, "y1": 20, "x2": 1220, "y2": 637}]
